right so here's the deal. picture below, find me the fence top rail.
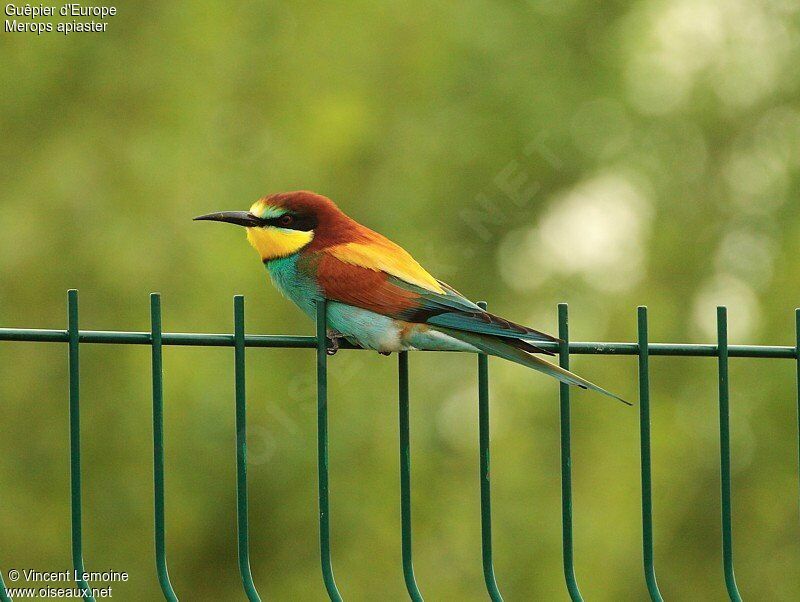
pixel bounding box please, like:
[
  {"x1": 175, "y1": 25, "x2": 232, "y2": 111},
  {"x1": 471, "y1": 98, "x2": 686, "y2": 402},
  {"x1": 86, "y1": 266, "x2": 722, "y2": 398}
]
[{"x1": 0, "y1": 327, "x2": 797, "y2": 358}]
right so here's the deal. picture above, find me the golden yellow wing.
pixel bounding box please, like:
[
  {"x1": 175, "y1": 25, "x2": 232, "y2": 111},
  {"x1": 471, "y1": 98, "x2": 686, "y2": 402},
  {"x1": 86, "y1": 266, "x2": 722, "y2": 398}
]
[{"x1": 325, "y1": 234, "x2": 445, "y2": 295}]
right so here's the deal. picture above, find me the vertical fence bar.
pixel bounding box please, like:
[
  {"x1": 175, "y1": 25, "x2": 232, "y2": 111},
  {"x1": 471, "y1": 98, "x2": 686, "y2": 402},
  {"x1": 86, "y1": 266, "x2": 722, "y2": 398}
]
[
  {"x1": 315, "y1": 300, "x2": 343, "y2": 601},
  {"x1": 150, "y1": 294, "x2": 179, "y2": 601},
  {"x1": 398, "y1": 351, "x2": 424, "y2": 601},
  {"x1": 0, "y1": 571, "x2": 10, "y2": 602},
  {"x1": 637, "y1": 307, "x2": 663, "y2": 601},
  {"x1": 558, "y1": 303, "x2": 583, "y2": 602},
  {"x1": 68, "y1": 290, "x2": 95, "y2": 602},
  {"x1": 234, "y1": 296, "x2": 262, "y2": 602},
  {"x1": 477, "y1": 301, "x2": 504, "y2": 602},
  {"x1": 717, "y1": 307, "x2": 742, "y2": 602},
  {"x1": 796, "y1": 308, "x2": 800, "y2": 521}
]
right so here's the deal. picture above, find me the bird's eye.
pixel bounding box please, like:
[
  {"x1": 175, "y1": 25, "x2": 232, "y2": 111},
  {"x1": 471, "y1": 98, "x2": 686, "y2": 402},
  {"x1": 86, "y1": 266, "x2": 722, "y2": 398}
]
[{"x1": 277, "y1": 214, "x2": 294, "y2": 227}]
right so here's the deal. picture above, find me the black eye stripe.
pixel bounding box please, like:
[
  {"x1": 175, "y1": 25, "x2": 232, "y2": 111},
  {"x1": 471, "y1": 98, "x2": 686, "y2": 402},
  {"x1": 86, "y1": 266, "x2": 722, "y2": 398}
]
[{"x1": 263, "y1": 214, "x2": 317, "y2": 232}]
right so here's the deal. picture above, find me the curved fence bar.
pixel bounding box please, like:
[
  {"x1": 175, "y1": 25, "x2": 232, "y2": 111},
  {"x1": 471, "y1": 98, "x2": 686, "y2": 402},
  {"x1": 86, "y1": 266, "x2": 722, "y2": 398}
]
[
  {"x1": 67, "y1": 291, "x2": 96, "y2": 602},
  {"x1": 557, "y1": 304, "x2": 584, "y2": 602},
  {"x1": 315, "y1": 300, "x2": 344, "y2": 601},
  {"x1": 233, "y1": 296, "x2": 263, "y2": 602},
  {"x1": 717, "y1": 307, "x2": 742, "y2": 602},
  {"x1": 637, "y1": 308, "x2": 663, "y2": 602},
  {"x1": 476, "y1": 302, "x2": 504, "y2": 602},
  {"x1": 150, "y1": 294, "x2": 180, "y2": 602},
  {"x1": 1, "y1": 572, "x2": 10, "y2": 602},
  {"x1": 398, "y1": 352, "x2": 424, "y2": 601}
]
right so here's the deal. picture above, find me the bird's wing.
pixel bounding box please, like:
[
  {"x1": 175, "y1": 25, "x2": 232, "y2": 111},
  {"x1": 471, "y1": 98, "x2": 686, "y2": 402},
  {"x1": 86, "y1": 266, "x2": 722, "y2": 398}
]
[
  {"x1": 313, "y1": 240, "x2": 627, "y2": 402},
  {"x1": 314, "y1": 242, "x2": 559, "y2": 347},
  {"x1": 325, "y1": 236, "x2": 446, "y2": 294}
]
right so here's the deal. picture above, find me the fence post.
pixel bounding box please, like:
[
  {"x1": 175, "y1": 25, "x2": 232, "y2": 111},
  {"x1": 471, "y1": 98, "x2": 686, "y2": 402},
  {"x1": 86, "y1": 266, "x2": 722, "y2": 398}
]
[
  {"x1": 315, "y1": 300, "x2": 343, "y2": 601},
  {"x1": 150, "y1": 293, "x2": 179, "y2": 601},
  {"x1": 795, "y1": 308, "x2": 800, "y2": 522},
  {"x1": 234, "y1": 296, "x2": 262, "y2": 601},
  {"x1": 637, "y1": 307, "x2": 663, "y2": 601},
  {"x1": 0, "y1": 571, "x2": 10, "y2": 602},
  {"x1": 68, "y1": 290, "x2": 95, "y2": 602},
  {"x1": 476, "y1": 301, "x2": 504, "y2": 602},
  {"x1": 717, "y1": 307, "x2": 742, "y2": 602},
  {"x1": 558, "y1": 303, "x2": 583, "y2": 602},
  {"x1": 398, "y1": 351, "x2": 424, "y2": 601}
]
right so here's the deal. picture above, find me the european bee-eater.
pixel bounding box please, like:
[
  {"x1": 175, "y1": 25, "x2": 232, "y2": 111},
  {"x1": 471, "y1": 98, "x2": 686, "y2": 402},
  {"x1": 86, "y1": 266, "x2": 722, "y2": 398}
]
[{"x1": 195, "y1": 191, "x2": 625, "y2": 403}]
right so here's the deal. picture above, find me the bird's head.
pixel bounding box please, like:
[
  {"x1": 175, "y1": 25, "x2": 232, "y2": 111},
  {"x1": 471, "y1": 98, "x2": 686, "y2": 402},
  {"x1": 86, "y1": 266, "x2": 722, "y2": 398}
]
[{"x1": 194, "y1": 191, "x2": 350, "y2": 261}]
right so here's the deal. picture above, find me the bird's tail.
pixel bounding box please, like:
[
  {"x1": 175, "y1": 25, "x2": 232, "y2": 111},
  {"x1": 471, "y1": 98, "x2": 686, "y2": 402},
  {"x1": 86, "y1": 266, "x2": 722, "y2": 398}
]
[{"x1": 439, "y1": 328, "x2": 630, "y2": 405}]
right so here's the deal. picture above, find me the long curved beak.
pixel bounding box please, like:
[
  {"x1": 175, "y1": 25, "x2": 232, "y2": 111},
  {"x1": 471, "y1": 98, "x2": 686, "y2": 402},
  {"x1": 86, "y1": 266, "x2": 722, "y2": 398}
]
[{"x1": 193, "y1": 211, "x2": 263, "y2": 227}]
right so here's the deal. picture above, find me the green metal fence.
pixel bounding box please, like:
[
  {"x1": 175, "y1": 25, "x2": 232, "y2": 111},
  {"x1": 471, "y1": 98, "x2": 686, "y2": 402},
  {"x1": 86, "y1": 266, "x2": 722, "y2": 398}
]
[{"x1": 1, "y1": 290, "x2": 798, "y2": 601}]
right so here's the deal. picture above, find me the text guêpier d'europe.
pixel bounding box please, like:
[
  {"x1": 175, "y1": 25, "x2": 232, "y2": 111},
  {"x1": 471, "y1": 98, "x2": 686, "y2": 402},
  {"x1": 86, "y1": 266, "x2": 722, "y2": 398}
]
[{"x1": 5, "y1": 3, "x2": 116, "y2": 34}]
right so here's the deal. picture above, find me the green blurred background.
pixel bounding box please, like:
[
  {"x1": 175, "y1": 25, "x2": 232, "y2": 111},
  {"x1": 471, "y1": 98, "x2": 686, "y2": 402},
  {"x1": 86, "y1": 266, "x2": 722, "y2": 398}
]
[{"x1": 2, "y1": 0, "x2": 800, "y2": 599}]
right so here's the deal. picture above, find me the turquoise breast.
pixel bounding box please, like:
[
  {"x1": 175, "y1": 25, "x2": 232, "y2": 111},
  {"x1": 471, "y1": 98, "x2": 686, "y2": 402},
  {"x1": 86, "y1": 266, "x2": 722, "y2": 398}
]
[
  {"x1": 264, "y1": 255, "x2": 320, "y2": 317},
  {"x1": 264, "y1": 254, "x2": 400, "y2": 350}
]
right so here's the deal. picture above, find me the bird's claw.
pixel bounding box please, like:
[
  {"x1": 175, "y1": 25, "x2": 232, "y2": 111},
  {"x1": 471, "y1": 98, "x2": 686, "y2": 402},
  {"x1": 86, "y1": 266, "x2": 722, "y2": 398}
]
[{"x1": 326, "y1": 331, "x2": 344, "y2": 356}]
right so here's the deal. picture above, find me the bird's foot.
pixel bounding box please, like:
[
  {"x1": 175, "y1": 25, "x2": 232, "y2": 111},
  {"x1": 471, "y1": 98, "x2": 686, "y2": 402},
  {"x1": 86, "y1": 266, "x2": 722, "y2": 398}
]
[
  {"x1": 378, "y1": 351, "x2": 391, "y2": 356},
  {"x1": 326, "y1": 330, "x2": 345, "y2": 356}
]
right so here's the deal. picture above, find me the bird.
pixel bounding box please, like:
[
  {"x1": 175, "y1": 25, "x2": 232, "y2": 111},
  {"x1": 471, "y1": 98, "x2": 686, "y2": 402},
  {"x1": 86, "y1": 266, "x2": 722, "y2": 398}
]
[{"x1": 195, "y1": 191, "x2": 626, "y2": 403}]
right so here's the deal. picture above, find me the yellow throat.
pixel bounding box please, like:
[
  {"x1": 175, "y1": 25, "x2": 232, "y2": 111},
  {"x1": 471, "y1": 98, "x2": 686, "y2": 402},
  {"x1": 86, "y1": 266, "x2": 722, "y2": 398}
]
[{"x1": 245, "y1": 200, "x2": 314, "y2": 260}]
